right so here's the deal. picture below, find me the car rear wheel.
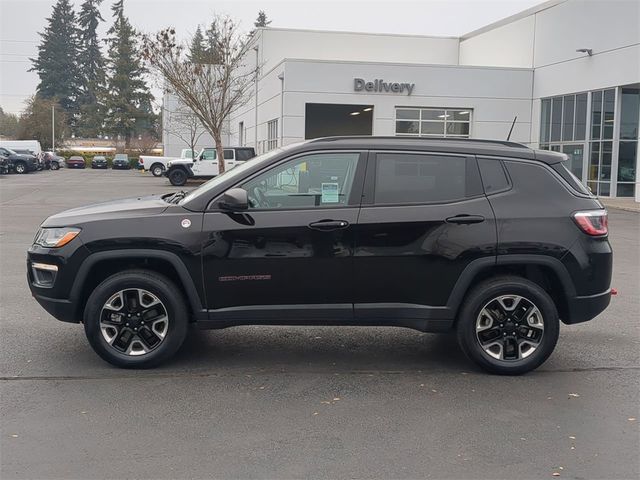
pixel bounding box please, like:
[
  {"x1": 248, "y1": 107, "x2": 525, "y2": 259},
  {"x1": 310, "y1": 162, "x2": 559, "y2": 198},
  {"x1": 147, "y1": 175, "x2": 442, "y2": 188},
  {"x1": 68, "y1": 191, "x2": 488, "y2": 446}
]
[
  {"x1": 151, "y1": 164, "x2": 164, "y2": 177},
  {"x1": 83, "y1": 270, "x2": 188, "y2": 368},
  {"x1": 456, "y1": 276, "x2": 559, "y2": 375},
  {"x1": 14, "y1": 162, "x2": 27, "y2": 174},
  {"x1": 168, "y1": 168, "x2": 187, "y2": 186}
]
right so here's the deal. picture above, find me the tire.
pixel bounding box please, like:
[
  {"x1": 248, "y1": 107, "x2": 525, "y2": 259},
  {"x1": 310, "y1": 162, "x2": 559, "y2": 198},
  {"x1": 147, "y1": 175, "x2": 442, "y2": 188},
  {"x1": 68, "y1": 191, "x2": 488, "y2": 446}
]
[
  {"x1": 14, "y1": 161, "x2": 27, "y2": 174},
  {"x1": 456, "y1": 276, "x2": 559, "y2": 375},
  {"x1": 151, "y1": 164, "x2": 164, "y2": 177},
  {"x1": 168, "y1": 168, "x2": 187, "y2": 186},
  {"x1": 83, "y1": 270, "x2": 189, "y2": 368},
  {"x1": 51, "y1": 162, "x2": 59, "y2": 170}
]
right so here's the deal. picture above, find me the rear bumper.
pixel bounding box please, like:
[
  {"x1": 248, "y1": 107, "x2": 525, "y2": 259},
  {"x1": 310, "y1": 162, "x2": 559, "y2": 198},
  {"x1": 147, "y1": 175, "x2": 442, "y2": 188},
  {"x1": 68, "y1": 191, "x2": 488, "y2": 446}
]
[{"x1": 564, "y1": 289, "x2": 611, "y2": 324}]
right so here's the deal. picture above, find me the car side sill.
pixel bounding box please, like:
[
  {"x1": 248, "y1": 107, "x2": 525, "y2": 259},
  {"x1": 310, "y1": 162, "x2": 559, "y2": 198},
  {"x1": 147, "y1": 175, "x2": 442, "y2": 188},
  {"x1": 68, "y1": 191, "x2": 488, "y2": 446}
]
[{"x1": 198, "y1": 303, "x2": 454, "y2": 332}]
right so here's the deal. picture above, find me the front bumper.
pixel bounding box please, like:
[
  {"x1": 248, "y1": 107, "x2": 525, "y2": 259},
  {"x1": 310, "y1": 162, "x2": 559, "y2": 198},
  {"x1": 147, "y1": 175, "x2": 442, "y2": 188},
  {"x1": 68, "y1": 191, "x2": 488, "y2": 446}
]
[
  {"x1": 564, "y1": 289, "x2": 611, "y2": 324},
  {"x1": 27, "y1": 242, "x2": 90, "y2": 323},
  {"x1": 32, "y1": 294, "x2": 78, "y2": 323}
]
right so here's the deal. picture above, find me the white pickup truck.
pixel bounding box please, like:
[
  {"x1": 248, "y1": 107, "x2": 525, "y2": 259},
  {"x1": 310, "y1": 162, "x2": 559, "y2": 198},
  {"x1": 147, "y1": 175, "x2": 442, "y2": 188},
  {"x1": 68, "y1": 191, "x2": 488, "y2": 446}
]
[
  {"x1": 165, "y1": 147, "x2": 256, "y2": 186},
  {"x1": 139, "y1": 148, "x2": 196, "y2": 177}
]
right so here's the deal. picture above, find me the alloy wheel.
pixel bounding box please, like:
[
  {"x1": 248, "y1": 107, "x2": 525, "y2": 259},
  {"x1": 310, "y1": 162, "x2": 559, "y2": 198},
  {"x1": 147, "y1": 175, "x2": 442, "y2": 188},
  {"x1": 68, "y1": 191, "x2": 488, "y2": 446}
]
[
  {"x1": 152, "y1": 165, "x2": 163, "y2": 176},
  {"x1": 475, "y1": 295, "x2": 544, "y2": 361},
  {"x1": 15, "y1": 163, "x2": 25, "y2": 174},
  {"x1": 99, "y1": 288, "x2": 169, "y2": 356}
]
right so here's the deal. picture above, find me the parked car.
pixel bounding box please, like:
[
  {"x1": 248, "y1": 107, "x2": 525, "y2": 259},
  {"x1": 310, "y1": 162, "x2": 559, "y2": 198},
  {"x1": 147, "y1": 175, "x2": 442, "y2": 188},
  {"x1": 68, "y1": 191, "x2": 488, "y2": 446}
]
[
  {"x1": 165, "y1": 147, "x2": 256, "y2": 186},
  {"x1": 139, "y1": 148, "x2": 197, "y2": 177},
  {"x1": 0, "y1": 147, "x2": 39, "y2": 174},
  {"x1": 91, "y1": 155, "x2": 108, "y2": 169},
  {"x1": 27, "y1": 137, "x2": 613, "y2": 373},
  {"x1": 12, "y1": 149, "x2": 43, "y2": 170},
  {"x1": 0, "y1": 151, "x2": 9, "y2": 174},
  {"x1": 42, "y1": 151, "x2": 64, "y2": 170},
  {"x1": 66, "y1": 155, "x2": 86, "y2": 169},
  {"x1": 112, "y1": 153, "x2": 130, "y2": 170}
]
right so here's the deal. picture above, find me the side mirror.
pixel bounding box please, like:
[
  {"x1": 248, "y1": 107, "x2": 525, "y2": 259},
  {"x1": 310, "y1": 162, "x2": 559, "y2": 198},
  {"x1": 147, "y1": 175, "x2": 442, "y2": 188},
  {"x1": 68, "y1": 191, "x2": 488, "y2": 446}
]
[{"x1": 220, "y1": 188, "x2": 249, "y2": 211}]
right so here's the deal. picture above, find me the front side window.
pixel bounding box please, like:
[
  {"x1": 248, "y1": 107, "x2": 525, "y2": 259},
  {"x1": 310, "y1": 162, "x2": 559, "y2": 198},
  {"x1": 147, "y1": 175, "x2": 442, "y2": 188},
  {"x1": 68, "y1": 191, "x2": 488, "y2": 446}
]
[
  {"x1": 374, "y1": 153, "x2": 481, "y2": 204},
  {"x1": 395, "y1": 108, "x2": 471, "y2": 138},
  {"x1": 242, "y1": 152, "x2": 360, "y2": 209},
  {"x1": 201, "y1": 148, "x2": 217, "y2": 160}
]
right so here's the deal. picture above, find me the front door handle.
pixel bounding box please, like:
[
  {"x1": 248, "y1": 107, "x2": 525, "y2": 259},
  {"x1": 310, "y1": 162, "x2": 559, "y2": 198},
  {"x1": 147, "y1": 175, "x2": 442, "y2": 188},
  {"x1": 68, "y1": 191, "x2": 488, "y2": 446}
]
[
  {"x1": 445, "y1": 214, "x2": 485, "y2": 224},
  {"x1": 308, "y1": 219, "x2": 350, "y2": 231}
]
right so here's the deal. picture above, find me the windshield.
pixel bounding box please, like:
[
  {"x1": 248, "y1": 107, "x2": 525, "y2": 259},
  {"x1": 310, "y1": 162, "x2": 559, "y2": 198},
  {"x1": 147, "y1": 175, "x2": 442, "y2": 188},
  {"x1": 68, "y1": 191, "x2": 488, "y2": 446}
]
[{"x1": 180, "y1": 144, "x2": 302, "y2": 206}]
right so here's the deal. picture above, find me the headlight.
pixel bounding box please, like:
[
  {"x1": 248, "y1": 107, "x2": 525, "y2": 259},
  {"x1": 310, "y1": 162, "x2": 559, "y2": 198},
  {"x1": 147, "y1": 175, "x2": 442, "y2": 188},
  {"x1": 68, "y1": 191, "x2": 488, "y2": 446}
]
[{"x1": 34, "y1": 227, "x2": 81, "y2": 248}]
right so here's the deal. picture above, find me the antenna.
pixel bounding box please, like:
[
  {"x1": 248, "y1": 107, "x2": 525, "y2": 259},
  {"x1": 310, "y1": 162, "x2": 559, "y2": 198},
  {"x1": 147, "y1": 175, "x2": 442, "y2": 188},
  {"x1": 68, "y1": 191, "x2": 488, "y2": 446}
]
[{"x1": 507, "y1": 116, "x2": 517, "y2": 141}]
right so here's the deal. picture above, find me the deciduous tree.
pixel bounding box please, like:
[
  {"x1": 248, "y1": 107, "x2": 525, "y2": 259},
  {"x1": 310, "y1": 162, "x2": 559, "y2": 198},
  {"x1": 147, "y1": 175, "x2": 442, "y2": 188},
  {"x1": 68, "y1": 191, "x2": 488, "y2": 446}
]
[
  {"x1": 17, "y1": 96, "x2": 69, "y2": 149},
  {"x1": 142, "y1": 15, "x2": 258, "y2": 173}
]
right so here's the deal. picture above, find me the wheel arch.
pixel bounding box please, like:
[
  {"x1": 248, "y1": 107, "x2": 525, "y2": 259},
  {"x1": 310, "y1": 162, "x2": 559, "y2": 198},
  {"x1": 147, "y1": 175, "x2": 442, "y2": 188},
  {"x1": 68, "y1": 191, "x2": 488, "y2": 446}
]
[
  {"x1": 71, "y1": 250, "x2": 205, "y2": 322},
  {"x1": 447, "y1": 255, "x2": 575, "y2": 324}
]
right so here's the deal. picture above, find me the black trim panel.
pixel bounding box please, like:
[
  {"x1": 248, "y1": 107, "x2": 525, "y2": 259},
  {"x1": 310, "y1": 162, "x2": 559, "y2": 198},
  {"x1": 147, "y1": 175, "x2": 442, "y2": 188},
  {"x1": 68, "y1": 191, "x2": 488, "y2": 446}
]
[{"x1": 71, "y1": 249, "x2": 206, "y2": 319}]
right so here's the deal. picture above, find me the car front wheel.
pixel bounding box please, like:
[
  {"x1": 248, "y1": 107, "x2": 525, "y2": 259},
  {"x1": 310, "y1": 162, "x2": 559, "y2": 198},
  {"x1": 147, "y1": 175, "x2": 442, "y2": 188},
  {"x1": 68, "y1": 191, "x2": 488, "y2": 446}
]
[
  {"x1": 14, "y1": 162, "x2": 27, "y2": 174},
  {"x1": 168, "y1": 168, "x2": 187, "y2": 186},
  {"x1": 83, "y1": 270, "x2": 188, "y2": 368},
  {"x1": 51, "y1": 162, "x2": 59, "y2": 170},
  {"x1": 456, "y1": 276, "x2": 559, "y2": 375}
]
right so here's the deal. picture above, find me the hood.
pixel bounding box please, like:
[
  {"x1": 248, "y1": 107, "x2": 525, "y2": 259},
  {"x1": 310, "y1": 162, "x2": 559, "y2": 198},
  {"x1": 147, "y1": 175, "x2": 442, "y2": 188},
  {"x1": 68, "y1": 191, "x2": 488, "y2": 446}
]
[{"x1": 42, "y1": 194, "x2": 170, "y2": 227}]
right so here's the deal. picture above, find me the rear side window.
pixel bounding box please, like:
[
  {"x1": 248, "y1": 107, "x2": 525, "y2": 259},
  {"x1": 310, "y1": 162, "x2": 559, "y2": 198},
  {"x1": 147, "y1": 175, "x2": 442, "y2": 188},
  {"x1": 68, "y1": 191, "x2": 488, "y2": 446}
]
[
  {"x1": 223, "y1": 149, "x2": 234, "y2": 159},
  {"x1": 478, "y1": 157, "x2": 510, "y2": 194},
  {"x1": 235, "y1": 148, "x2": 255, "y2": 161},
  {"x1": 374, "y1": 153, "x2": 482, "y2": 204},
  {"x1": 551, "y1": 163, "x2": 593, "y2": 196}
]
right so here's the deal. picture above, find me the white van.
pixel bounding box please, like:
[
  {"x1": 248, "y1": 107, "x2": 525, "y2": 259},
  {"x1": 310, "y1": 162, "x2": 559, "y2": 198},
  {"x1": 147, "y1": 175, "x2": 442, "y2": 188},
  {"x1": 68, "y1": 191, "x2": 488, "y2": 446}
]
[{"x1": 0, "y1": 140, "x2": 42, "y2": 156}]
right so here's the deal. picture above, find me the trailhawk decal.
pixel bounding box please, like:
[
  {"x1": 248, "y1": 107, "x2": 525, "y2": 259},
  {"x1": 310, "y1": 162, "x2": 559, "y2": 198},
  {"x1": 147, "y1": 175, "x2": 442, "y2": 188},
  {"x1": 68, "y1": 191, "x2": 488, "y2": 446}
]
[{"x1": 218, "y1": 275, "x2": 272, "y2": 282}]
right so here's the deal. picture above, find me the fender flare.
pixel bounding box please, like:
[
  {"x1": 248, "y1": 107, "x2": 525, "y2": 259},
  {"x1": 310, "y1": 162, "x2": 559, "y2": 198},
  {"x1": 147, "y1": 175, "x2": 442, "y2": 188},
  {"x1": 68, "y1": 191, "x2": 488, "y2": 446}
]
[
  {"x1": 446, "y1": 254, "x2": 576, "y2": 316},
  {"x1": 70, "y1": 249, "x2": 205, "y2": 318},
  {"x1": 166, "y1": 164, "x2": 194, "y2": 177}
]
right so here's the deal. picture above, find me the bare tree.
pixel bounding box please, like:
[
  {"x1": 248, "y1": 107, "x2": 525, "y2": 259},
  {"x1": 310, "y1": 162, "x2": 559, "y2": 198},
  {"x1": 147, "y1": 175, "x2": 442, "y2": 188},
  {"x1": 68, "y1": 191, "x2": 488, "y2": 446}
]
[
  {"x1": 141, "y1": 16, "x2": 258, "y2": 173},
  {"x1": 166, "y1": 104, "x2": 206, "y2": 159}
]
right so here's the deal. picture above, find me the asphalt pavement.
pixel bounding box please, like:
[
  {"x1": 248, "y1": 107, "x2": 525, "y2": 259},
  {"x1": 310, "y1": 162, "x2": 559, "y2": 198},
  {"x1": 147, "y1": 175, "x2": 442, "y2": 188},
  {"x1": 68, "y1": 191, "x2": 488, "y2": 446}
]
[{"x1": 1, "y1": 169, "x2": 638, "y2": 479}]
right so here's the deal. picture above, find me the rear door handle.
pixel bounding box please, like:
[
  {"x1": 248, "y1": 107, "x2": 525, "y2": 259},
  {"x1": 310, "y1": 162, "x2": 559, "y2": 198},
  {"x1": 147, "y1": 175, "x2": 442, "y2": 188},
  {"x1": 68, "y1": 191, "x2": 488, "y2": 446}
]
[
  {"x1": 308, "y1": 220, "x2": 350, "y2": 231},
  {"x1": 445, "y1": 214, "x2": 485, "y2": 224}
]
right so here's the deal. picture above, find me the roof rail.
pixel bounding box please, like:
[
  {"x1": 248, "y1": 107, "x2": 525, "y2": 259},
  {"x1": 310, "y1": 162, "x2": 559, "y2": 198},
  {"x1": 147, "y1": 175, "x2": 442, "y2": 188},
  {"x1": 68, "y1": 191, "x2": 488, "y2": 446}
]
[{"x1": 307, "y1": 136, "x2": 530, "y2": 149}]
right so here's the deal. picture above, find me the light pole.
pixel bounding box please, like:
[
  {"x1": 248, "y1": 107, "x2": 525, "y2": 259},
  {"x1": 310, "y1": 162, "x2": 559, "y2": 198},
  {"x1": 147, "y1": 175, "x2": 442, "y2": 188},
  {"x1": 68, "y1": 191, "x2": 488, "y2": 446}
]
[
  {"x1": 253, "y1": 45, "x2": 259, "y2": 152},
  {"x1": 51, "y1": 105, "x2": 55, "y2": 151}
]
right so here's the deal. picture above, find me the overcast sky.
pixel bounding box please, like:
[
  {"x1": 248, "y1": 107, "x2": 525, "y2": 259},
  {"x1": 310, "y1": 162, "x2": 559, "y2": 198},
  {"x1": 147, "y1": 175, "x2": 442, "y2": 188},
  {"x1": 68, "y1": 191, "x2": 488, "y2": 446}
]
[{"x1": 0, "y1": 0, "x2": 544, "y2": 115}]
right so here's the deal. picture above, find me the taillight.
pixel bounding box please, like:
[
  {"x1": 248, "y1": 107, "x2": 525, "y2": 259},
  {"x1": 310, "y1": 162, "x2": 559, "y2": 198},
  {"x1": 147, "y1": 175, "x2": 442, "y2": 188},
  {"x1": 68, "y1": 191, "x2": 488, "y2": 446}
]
[{"x1": 573, "y1": 210, "x2": 608, "y2": 236}]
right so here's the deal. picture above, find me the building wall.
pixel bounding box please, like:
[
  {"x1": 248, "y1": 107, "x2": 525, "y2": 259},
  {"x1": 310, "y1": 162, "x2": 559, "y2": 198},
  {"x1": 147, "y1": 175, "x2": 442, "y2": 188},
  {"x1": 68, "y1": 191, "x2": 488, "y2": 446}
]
[
  {"x1": 258, "y1": 28, "x2": 460, "y2": 73},
  {"x1": 225, "y1": 59, "x2": 535, "y2": 151},
  {"x1": 162, "y1": 93, "x2": 229, "y2": 157},
  {"x1": 459, "y1": 15, "x2": 536, "y2": 68}
]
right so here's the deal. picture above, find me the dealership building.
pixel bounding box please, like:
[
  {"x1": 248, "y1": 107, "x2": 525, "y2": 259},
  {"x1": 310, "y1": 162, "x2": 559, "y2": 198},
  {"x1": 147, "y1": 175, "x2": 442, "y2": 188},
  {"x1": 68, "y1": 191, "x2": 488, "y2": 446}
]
[{"x1": 163, "y1": 0, "x2": 640, "y2": 199}]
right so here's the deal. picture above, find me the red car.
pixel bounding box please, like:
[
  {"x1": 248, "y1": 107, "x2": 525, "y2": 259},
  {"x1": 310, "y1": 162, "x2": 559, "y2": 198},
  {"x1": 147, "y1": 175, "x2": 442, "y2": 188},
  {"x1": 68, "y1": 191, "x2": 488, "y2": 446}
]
[{"x1": 66, "y1": 155, "x2": 86, "y2": 169}]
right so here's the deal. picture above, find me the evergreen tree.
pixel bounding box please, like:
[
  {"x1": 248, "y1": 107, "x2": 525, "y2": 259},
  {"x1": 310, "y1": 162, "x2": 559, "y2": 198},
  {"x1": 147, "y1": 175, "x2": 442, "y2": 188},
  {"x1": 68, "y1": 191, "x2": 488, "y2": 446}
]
[
  {"x1": 187, "y1": 25, "x2": 206, "y2": 63},
  {"x1": 104, "y1": 0, "x2": 154, "y2": 147},
  {"x1": 30, "y1": 0, "x2": 81, "y2": 124},
  {"x1": 203, "y1": 20, "x2": 223, "y2": 64},
  {"x1": 254, "y1": 11, "x2": 271, "y2": 28},
  {"x1": 77, "y1": 0, "x2": 106, "y2": 137}
]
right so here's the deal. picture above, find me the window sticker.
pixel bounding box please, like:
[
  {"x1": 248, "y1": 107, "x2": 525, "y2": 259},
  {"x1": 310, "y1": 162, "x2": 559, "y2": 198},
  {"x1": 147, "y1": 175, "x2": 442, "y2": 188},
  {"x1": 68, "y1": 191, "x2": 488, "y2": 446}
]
[{"x1": 321, "y1": 182, "x2": 339, "y2": 203}]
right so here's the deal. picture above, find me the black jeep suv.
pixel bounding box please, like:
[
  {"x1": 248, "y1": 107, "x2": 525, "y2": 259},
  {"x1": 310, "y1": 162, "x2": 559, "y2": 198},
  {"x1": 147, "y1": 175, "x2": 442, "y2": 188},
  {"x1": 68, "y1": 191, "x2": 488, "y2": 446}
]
[{"x1": 27, "y1": 137, "x2": 612, "y2": 374}]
